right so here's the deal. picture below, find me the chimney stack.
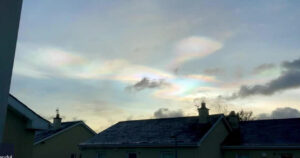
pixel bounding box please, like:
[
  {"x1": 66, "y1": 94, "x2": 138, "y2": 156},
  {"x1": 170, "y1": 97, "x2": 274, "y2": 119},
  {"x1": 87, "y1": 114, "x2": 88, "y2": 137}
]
[
  {"x1": 198, "y1": 101, "x2": 209, "y2": 124},
  {"x1": 227, "y1": 111, "x2": 239, "y2": 129},
  {"x1": 53, "y1": 108, "x2": 62, "y2": 130}
]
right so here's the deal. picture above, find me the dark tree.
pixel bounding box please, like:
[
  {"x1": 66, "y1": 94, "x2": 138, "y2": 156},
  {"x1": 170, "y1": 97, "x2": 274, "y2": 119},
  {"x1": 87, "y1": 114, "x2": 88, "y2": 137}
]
[{"x1": 237, "y1": 110, "x2": 254, "y2": 121}]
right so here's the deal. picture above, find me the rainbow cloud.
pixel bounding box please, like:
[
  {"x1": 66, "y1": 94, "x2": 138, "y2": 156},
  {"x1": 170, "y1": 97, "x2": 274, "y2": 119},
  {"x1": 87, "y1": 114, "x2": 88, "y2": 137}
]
[{"x1": 170, "y1": 36, "x2": 223, "y2": 69}]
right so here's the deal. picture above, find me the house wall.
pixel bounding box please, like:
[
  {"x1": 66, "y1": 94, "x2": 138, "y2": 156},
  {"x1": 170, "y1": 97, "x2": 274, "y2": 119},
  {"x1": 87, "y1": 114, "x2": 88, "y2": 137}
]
[
  {"x1": 81, "y1": 118, "x2": 231, "y2": 158},
  {"x1": 196, "y1": 119, "x2": 231, "y2": 158},
  {"x1": 3, "y1": 108, "x2": 35, "y2": 158},
  {"x1": 81, "y1": 147, "x2": 198, "y2": 158},
  {"x1": 33, "y1": 124, "x2": 95, "y2": 158},
  {"x1": 224, "y1": 149, "x2": 300, "y2": 158}
]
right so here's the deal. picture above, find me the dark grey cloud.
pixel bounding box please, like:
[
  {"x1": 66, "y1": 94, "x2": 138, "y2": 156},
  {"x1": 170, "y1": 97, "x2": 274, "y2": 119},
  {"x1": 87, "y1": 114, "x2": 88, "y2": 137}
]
[
  {"x1": 227, "y1": 58, "x2": 300, "y2": 99},
  {"x1": 126, "y1": 77, "x2": 170, "y2": 91},
  {"x1": 252, "y1": 63, "x2": 276, "y2": 74},
  {"x1": 257, "y1": 107, "x2": 300, "y2": 119},
  {"x1": 154, "y1": 108, "x2": 184, "y2": 118}
]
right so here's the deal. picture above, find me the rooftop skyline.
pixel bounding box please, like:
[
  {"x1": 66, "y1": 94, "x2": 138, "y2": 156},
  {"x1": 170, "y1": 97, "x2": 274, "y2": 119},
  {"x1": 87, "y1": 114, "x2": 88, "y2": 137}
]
[{"x1": 10, "y1": 0, "x2": 300, "y2": 131}]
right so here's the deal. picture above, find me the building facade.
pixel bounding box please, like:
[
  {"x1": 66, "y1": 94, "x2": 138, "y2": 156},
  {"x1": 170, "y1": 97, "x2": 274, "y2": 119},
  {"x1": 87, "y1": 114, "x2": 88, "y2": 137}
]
[
  {"x1": 3, "y1": 95, "x2": 50, "y2": 158},
  {"x1": 33, "y1": 112, "x2": 96, "y2": 158},
  {"x1": 80, "y1": 103, "x2": 233, "y2": 158}
]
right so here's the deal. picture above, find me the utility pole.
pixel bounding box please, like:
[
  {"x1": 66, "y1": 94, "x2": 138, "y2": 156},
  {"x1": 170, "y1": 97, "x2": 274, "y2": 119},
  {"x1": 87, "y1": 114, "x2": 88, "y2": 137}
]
[{"x1": 0, "y1": 0, "x2": 23, "y2": 142}]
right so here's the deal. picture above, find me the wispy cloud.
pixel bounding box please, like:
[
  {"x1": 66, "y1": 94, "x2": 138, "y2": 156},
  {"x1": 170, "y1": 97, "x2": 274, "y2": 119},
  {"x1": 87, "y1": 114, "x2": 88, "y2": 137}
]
[
  {"x1": 171, "y1": 36, "x2": 222, "y2": 68},
  {"x1": 203, "y1": 67, "x2": 224, "y2": 76},
  {"x1": 252, "y1": 63, "x2": 276, "y2": 75}
]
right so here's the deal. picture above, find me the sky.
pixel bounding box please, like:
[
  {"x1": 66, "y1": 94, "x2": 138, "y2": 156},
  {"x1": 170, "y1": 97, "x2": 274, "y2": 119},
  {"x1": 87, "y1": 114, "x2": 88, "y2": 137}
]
[{"x1": 10, "y1": 0, "x2": 300, "y2": 132}]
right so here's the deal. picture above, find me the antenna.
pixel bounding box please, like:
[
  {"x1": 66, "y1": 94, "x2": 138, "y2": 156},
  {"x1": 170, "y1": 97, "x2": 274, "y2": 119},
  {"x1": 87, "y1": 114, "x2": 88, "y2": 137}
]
[
  {"x1": 56, "y1": 108, "x2": 60, "y2": 118},
  {"x1": 193, "y1": 98, "x2": 201, "y2": 108},
  {"x1": 194, "y1": 97, "x2": 207, "y2": 108}
]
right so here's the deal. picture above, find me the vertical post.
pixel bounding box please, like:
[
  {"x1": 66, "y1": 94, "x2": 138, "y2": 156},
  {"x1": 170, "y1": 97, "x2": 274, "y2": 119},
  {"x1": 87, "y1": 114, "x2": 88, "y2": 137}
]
[{"x1": 0, "y1": 0, "x2": 23, "y2": 142}]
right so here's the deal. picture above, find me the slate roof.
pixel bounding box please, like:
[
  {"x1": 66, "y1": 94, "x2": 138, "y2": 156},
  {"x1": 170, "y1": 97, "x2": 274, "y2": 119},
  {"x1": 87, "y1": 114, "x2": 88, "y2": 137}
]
[
  {"x1": 223, "y1": 118, "x2": 300, "y2": 148},
  {"x1": 34, "y1": 121, "x2": 82, "y2": 144},
  {"x1": 80, "y1": 115, "x2": 223, "y2": 148}
]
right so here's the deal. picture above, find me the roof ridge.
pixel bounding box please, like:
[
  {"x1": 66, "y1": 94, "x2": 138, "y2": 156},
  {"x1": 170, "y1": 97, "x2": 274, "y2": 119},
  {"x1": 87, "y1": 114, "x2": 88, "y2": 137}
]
[
  {"x1": 118, "y1": 116, "x2": 198, "y2": 123},
  {"x1": 242, "y1": 117, "x2": 300, "y2": 123},
  {"x1": 118, "y1": 114, "x2": 223, "y2": 123}
]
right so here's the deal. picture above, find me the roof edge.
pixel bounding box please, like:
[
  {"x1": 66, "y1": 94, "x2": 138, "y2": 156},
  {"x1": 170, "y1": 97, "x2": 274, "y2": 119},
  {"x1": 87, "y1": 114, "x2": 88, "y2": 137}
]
[
  {"x1": 79, "y1": 143, "x2": 198, "y2": 148},
  {"x1": 222, "y1": 145, "x2": 300, "y2": 150}
]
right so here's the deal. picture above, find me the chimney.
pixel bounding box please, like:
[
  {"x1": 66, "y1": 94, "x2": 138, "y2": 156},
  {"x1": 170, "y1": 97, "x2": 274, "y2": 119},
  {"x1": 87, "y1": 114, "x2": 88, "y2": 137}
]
[
  {"x1": 53, "y1": 108, "x2": 62, "y2": 130},
  {"x1": 198, "y1": 101, "x2": 209, "y2": 124},
  {"x1": 227, "y1": 111, "x2": 239, "y2": 129}
]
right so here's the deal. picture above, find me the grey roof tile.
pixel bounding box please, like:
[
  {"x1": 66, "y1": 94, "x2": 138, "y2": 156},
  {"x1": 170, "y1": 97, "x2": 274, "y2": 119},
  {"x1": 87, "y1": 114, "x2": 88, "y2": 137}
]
[
  {"x1": 82, "y1": 115, "x2": 222, "y2": 147},
  {"x1": 223, "y1": 118, "x2": 300, "y2": 147}
]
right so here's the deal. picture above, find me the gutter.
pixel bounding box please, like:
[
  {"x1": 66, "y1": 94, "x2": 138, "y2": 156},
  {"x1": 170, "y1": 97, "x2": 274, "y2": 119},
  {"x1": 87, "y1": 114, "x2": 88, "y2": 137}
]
[
  {"x1": 222, "y1": 145, "x2": 300, "y2": 150},
  {"x1": 79, "y1": 143, "x2": 198, "y2": 149}
]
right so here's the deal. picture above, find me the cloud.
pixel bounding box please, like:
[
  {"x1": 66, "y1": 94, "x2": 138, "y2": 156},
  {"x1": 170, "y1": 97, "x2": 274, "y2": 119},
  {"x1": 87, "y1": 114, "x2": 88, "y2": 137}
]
[
  {"x1": 257, "y1": 107, "x2": 300, "y2": 119},
  {"x1": 226, "y1": 58, "x2": 300, "y2": 99},
  {"x1": 154, "y1": 108, "x2": 184, "y2": 118},
  {"x1": 185, "y1": 74, "x2": 218, "y2": 82},
  {"x1": 203, "y1": 67, "x2": 224, "y2": 76},
  {"x1": 252, "y1": 63, "x2": 276, "y2": 74},
  {"x1": 171, "y1": 36, "x2": 222, "y2": 68},
  {"x1": 126, "y1": 77, "x2": 170, "y2": 91},
  {"x1": 14, "y1": 44, "x2": 175, "y2": 83}
]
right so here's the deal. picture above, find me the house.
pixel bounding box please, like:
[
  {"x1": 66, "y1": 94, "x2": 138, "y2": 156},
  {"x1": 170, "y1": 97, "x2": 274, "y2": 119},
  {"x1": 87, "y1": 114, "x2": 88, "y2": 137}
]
[
  {"x1": 79, "y1": 102, "x2": 234, "y2": 158},
  {"x1": 222, "y1": 117, "x2": 300, "y2": 158},
  {"x1": 2, "y1": 94, "x2": 50, "y2": 158},
  {"x1": 33, "y1": 110, "x2": 96, "y2": 158}
]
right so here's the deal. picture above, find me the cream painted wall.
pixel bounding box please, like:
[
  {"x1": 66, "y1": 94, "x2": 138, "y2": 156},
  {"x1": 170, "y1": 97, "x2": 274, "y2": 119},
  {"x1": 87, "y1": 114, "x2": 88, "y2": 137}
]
[
  {"x1": 197, "y1": 119, "x2": 230, "y2": 158},
  {"x1": 3, "y1": 108, "x2": 35, "y2": 158},
  {"x1": 33, "y1": 124, "x2": 95, "y2": 158}
]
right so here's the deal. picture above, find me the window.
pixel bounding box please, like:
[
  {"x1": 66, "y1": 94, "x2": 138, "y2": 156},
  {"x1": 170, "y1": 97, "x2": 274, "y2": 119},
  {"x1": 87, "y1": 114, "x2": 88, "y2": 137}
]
[
  {"x1": 128, "y1": 152, "x2": 137, "y2": 158},
  {"x1": 281, "y1": 153, "x2": 293, "y2": 158},
  {"x1": 161, "y1": 152, "x2": 175, "y2": 158}
]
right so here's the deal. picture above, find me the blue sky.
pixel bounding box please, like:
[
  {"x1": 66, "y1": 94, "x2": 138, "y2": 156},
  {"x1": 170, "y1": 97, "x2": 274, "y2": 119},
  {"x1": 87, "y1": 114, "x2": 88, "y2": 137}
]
[{"x1": 10, "y1": 0, "x2": 300, "y2": 131}]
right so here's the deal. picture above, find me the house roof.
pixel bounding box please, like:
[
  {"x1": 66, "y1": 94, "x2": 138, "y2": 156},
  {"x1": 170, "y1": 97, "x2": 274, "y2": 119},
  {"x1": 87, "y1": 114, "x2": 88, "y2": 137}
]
[
  {"x1": 223, "y1": 118, "x2": 300, "y2": 149},
  {"x1": 34, "y1": 121, "x2": 96, "y2": 145},
  {"x1": 80, "y1": 114, "x2": 223, "y2": 148},
  {"x1": 8, "y1": 94, "x2": 50, "y2": 130}
]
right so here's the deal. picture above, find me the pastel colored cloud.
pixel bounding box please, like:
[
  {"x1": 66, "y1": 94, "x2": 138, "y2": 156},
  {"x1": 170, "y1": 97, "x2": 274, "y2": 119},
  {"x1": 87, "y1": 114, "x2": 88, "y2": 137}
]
[{"x1": 171, "y1": 36, "x2": 223, "y2": 68}]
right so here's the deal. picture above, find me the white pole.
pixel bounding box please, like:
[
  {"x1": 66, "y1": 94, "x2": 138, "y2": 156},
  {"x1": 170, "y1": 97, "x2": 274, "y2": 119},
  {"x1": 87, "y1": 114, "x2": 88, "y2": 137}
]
[{"x1": 0, "y1": 0, "x2": 23, "y2": 142}]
